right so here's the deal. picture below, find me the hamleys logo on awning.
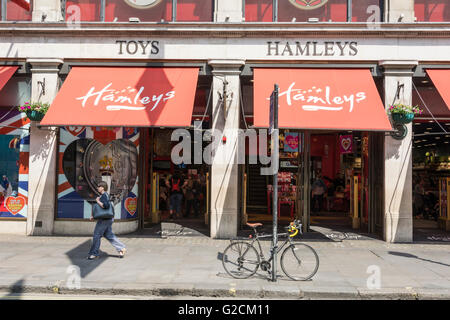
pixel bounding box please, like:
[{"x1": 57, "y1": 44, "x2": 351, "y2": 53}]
[
  {"x1": 268, "y1": 83, "x2": 367, "y2": 112},
  {"x1": 76, "y1": 83, "x2": 175, "y2": 111}
]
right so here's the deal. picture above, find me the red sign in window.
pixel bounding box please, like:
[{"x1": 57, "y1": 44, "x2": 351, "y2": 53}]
[
  {"x1": 245, "y1": 0, "x2": 273, "y2": 22},
  {"x1": 415, "y1": 0, "x2": 450, "y2": 22},
  {"x1": 105, "y1": 0, "x2": 172, "y2": 22},
  {"x1": 66, "y1": 0, "x2": 101, "y2": 22},
  {"x1": 7, "y1": 0, "x2": 32, "y2": 21},
  {"x1": 351, "y1": 0, "x2": 382, "y2": 22},
  {"x1": 176, "y1": 0, "x2": 213, "y2": 22},
  {"x1": 278, "y1": 0, "x2": 347, "y2": 22}
]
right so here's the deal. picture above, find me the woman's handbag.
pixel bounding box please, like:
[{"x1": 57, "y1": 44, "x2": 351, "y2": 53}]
[{"x1": 92, "y1": 195, "x2": 114, "y2": 220}]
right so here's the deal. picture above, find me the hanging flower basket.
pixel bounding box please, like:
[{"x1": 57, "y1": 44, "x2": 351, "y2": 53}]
[
  {"x1": 391, "y1": 112, "x2": 415, "y2": 124},
  {"x1": 17, "y1": 102, "x2": 50, "y2": 122},
  {"x1": 388, "y1": 103, "x2": 423, "y2": 125}
]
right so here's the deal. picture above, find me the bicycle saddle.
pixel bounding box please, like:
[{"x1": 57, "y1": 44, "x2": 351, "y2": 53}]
[{"x1": 246, "y1": 222, "x2": 263, "y2": 228}]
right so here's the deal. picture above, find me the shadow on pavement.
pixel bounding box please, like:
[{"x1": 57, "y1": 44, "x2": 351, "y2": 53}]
[
  {"x1": 65, "y1": 240, "x2": 117, "y2": 278},
  {"x1": 388, "y1": 251, "x2": 450, "y2": 267},
  {"x1": 1, "y1": 279, "x2": 25, "y2": 298}
]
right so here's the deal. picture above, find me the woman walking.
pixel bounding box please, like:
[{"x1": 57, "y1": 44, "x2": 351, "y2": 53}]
[{"x1": 87, "y1": 181, "x2": 127, "y2": 260}]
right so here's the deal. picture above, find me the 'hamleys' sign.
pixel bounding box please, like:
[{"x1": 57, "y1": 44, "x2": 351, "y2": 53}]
[
  {"x1": 76, "y1": 83, "x2": 175, "y2": 112},
  {"x1": 40, "y1": 67, "x2": 199, "y2": 127},
  {"x1": 271, "y1": 83, "x2": 367, "y2": 113}
]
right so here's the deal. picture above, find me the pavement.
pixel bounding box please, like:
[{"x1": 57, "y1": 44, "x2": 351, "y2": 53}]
[{"x1": 0, "y1": 222, "x2": 449, "y2": 300}]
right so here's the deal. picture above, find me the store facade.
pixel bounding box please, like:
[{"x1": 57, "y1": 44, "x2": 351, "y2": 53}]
[{"x1": 0, "y1": 0, "x2": 449, "y2": 242}]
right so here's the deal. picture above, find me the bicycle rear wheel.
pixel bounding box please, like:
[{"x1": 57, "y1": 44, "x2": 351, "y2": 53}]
[
  {"x1": 281, "y1": 243, "x2": 319, "y2": 281},
  {"x1": 222, "y1": 241, "x2": 260, "y2": 279}
]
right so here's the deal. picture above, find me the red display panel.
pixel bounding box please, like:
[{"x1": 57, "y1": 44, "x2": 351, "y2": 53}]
[
  {"x1": 105, "y1": 0, "x2": 172, "y2": 22},
  {"x1": 6, "y1": 0, "x2": 32, "y2": 21},
  {"x1": 65, "y1": 0, "x2": 101, "y2": 22},
  {"x1": 245, "y1": 0, "x2": 273, "y2": 22},
  {"x1": 351, "y1": 0, "x2": 381, "y2": 22},
  {"x1": 278, "y1": 0, "x2": 347, "y2": 22},
  {"x1": 176, "y1": 0, "x2": 213, "y2": 21},
  {"x1": 415, "y1": 0, "x2": 450, "y2": 22}
]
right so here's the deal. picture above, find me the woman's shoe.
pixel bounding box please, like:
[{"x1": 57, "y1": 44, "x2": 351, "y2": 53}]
[
  {"x1": 87, "y1": 255, "x2": 99, "y2": 260},
  {"x1": 119, "y1": 248, "x2": 127, "y2": 258}
]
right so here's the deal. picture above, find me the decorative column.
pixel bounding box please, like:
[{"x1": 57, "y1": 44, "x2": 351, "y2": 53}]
[
  {"x1": 208, "y1": 59, "x2": 245, "y2": 239},
  {"x1": 26, "y1": 58, "x2": 62, "y2": 236},
  {"x1": 384, "y1": 0, "x2": 415, "y2": 23},
  {"x1": 380, "y1": 60, "x2": 418, "y2": 243},
  {"x1": 215, "y1": 0, "x2": 243, "y2": 22},
  {"x1": 32, "y1": 0, "x2": 63, "y2": 22}
]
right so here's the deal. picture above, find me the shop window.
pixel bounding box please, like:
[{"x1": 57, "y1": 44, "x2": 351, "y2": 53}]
[
  {"x1": 0, "y1": 108, "x2": 29, "y2": 219},
  {"x1": 176, "y1": 0, "x2": 213, "y2": 22},
  {"x1": 58, "y1": 127, "x2": 140, "y2": 220},
  {"x1": 105, "y1": 0, "x2": 172, "y2": 22},
  {"x1": 65, "y1": 0, "x2": 102, "y2": 22},
  {"x1": 0, "y1": 76, "x2": 31, "y2": 108},
  {"x1": 245, "y1": 0, "x2": 273, "y2": 22},
  {"x1": 5, "y1": 0, "x2": 32, "y2": 21},
  {"x1": 278, "y1": 0, "x2": 347, "y2": 22},
  {"x1": 244, "y1": 0, "x2": 385, "y2": 22},
  {"x1": 351, "y1": 0, "x2": 383, "y2": 22},
  {"x1": 0, "y1": 135, "x2": 20, "y2": 205},
  {"x1": 415, "y1": 0, "x2": 450, "y2": 22}
]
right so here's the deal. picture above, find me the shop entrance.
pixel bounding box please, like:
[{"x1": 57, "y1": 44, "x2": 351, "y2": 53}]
[
  {"x1": 245, "y1": 129, "x2": 382, "y2": 238},
  {"x1": 411, "y1": 76, "x2": 450, "y2": 240},
  {"x1": 140, "y1": 122, "x2": 212, "y2": 236}
]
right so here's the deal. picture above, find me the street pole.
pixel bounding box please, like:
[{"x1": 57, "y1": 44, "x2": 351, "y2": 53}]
[{"x1": 271, "y1": 84, "x2": 279, "y2": 282}]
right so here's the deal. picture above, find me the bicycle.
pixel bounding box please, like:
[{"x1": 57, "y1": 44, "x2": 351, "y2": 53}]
[{"x1": 222, "y1": 220, "x2": 319, "y2": 281}]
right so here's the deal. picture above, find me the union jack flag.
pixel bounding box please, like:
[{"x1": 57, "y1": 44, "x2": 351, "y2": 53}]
[
  {"x1": 0, "y1": 108, "x2": 30, "y2": 218},
  {"x1": 57, "y1": 126, "x2": 140, "y2": 219}
]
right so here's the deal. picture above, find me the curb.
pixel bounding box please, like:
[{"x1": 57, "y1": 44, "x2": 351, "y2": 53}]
[{"x1": 1, "y1": 284, "x2": 449, "y2": 300}]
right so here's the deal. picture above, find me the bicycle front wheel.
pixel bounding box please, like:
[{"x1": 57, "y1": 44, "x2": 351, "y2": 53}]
[
  {"x1": 222, "y1": 241, "x2": 260, "y2": 279},
  {"x1": 281, "y1": 243, "x2": 319, "y2": 281}
]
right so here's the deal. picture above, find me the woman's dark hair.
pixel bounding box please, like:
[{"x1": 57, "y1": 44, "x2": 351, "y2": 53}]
[{"x1": 98, "y1": 181, "x2": 108, "y2": 192}]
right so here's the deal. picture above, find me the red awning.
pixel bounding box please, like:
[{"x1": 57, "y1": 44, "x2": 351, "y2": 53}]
[
  {"x1": 41, "y1": 67, "x2": 199, "y2": 127},
  {"x1": 253, "y1": 68, "x2": 392, "y2": 131},
  {"x1": 426, "y1": 69, "x2": 450, "y2": 112},
  {"x1": 0, "y1": 66, "x2": 18, "y2": 93}
]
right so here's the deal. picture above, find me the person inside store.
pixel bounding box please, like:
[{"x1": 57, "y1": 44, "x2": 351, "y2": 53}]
[
  {"x1": 423, "y1": 190, "x2": 439, "y2": 221},
  {"x1": 0, "y1": 175, "x2": 12, "y2": 205},
  {"x1": 413, "y1": 178, "x2": 425, "y2": 217},
  {"x1": 311, "y1": 171, "x2": 327, "y2": 214},
  {"x1": 166, "y1": 171, "x2": 187, "y2": 220},
  {"x1": 183, "y1": 174, "x2": 201, "y2": 218},
  {"x1": 322, "y1": 175, "x2": 335, "y2": 211},
  {"x1": 159, "y1": 175, "x2": 169, "y2": 214},
  {"x1": 197, "y1": 169, "x2": 207, "y2": 215},
  {"x1": 88, "y1": 181, "x2": 127, "y2": 260}
]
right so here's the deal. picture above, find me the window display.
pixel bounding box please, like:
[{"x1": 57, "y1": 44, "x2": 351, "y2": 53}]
[
  {"x1": 278, "y1": 0, "x2": 347, "y2": 22},
  {"x1": 6, "y1": 0, "x2": 32, "y2": 21},
  {"x1": 105, "y1": 0, "x2": 172, "y2": 22},
  {"x1": 58, "y1": 126, "x2": 140, "y2": 220},
  {"x1": 415, "y1": 0, "x2": 450, "y2": 22},
  {"x1": 0, "y1": 108, "x2": 29, "y2": 218}
]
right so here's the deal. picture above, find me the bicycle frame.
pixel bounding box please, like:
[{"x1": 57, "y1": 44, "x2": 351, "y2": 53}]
[{"x1": 247, "y1": 230, "x2": 294, "y2": 264}]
